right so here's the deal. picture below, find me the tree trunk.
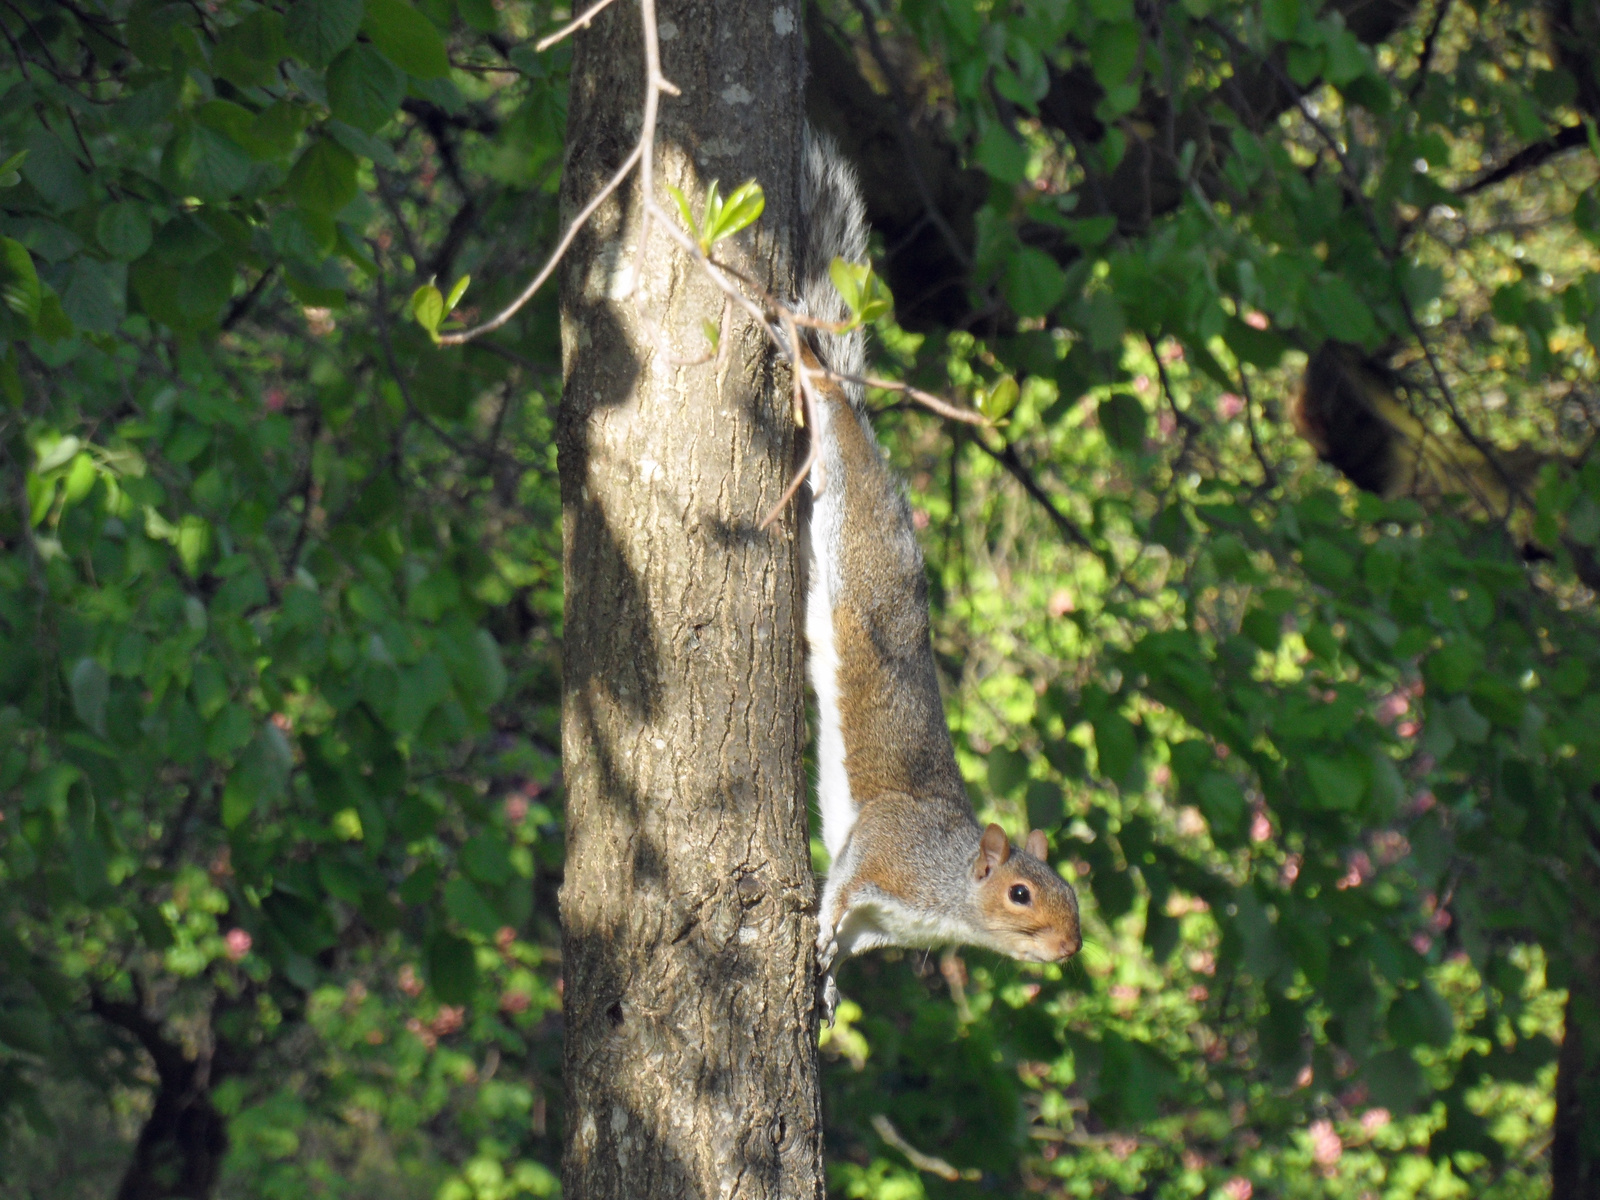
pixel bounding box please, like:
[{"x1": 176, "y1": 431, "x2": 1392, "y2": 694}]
[{"x1": 555, "y1": 3, "x2": 820, "y2": 1199}]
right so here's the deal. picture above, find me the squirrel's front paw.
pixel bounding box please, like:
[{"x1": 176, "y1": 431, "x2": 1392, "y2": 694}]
[
  {"x1": 818, "y1": 972, "x2": 840, "y2": 1027},
  {"x1": 816, "y1": 936, "x2": 838, "y2": 975}
]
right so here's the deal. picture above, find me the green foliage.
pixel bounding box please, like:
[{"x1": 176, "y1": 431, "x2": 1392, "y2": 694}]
[
  {"x1": 2, "y1": 0, "x2": 1597, "y2": 1196},
  {"x1": 669, "y1": 178, "x2": 766, "y2": 255}
]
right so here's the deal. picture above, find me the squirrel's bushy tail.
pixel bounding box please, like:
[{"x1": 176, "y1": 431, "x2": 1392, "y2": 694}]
[{"x1": 799, "y1": 129, "x2": 868, "y2": 394}]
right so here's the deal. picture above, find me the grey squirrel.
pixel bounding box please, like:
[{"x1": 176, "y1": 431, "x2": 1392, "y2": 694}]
[{"x1": 795, "y1": 131, "x2": 1082, "y2": 1017}]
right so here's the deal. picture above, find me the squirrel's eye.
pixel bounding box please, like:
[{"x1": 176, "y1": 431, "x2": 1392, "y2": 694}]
[{"x1": 1008, "y1": 884, "x2": 1031, "y2": 905}]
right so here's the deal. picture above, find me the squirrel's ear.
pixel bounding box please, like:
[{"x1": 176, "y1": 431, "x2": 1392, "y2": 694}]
[
  {"x1": 976, "y1": 823, "x2": 1011, "y2": 880},
  {"x1": 1025, "y1": 829, "x2": 1049, "y2": 860}
]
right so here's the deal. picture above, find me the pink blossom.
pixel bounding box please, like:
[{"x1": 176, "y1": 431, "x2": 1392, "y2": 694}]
[
  {"x1": 1309, "y1": 1118, "x2": 1342, "y2": 1166},
  {"x1": 1243, "y1": 311, "x2": 1269, "y2": 330},
  {"x1": 1376, "y1": 693, "x2": 1408, "y2": 724},
  {"x1": 406, "y1": 1017, "x2": 437, "y2": 1050},
  {"x1": 1295, "y1": 1064, "x2": 1313, "y2": 1089},
  {"x1": 504, "y1": 794, "x2": 530, "y2": 824},
  {"x1": 1217, "y1": 392, "x2": 1245, "y2": 419},
  {"x1": 264, "y1": 388, "x2": 287, "y2": 413},
  {"x1": 1250, "y1": 811, "x2": 1272, "y2": 842},
  {"x1": 1280, "y1": 852, "x2": 1303, "y2": 887},
  {"x1": 1223, "y1": 1178, "x2": 1253, "y2": 1200},
  {"x1": 500, "y1": 990, "x2": 531, "y2": 1014},
  {"x1": 1157, "y1": 409, "x2": 1177, "y2": 437},
  {"x1": 1336, "y1": 851, "x2": 1373, "y2": 890},
  {"x1": 430, "y1": 1005, "x2": 465, "y2": 1036},
  {"x1": 1048, "y1": 588, "x2": 1075, "y2": 617},
  {"x1": 398, "y1": 964, "x2": 424, "y2": 997},
  {"x1": 912, "y1": 508, "x2": 930, "y2": 530},
  {"x1": 224, "y1": 928, "x2": 252, "y2": 961},
  {"x1": 1360, "y1": 1108, "x2": 1390, "y2": 1133}
]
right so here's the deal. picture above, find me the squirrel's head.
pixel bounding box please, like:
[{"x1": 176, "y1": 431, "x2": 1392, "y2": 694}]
[{"x1": 971, "y1": 824, "x2": 1082, "y2": 964}]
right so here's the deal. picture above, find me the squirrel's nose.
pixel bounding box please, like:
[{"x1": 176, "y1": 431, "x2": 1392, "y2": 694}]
[{"x1": 1059, "y1": 930, "x2": 1082, "y2": 960}]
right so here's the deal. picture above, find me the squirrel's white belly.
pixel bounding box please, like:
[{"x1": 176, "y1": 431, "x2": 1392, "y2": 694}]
[{"x1": 832, "y1": 886, "x2": 975, "y2": 959}]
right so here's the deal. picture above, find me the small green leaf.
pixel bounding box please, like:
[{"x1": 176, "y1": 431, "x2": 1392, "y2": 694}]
[
  {"x1": 444, "y1": 876, "x2": 503, "y2": 936},
  {"x1": 70, "y1": 658, "x2": 109, "y2": 738},
  {"x1": 411, "y1": 283, "x2": 445, "y2": 336},
  {"x1": 1262, "y1": 0, "x2": 1301, "y2": 40},
  {"x1": 1099, "y1": 392, "x2": 1147, "y2": 452},
  {"x1": 97, "y1": 203, "x2": 153, "y2": 261},
  {"x1": 444, "y1": 274, "x2": 471, "y2": 312},
  {"x1": 980, "y1": 375, "x2": 1020, "y2": 421},
  {"x1": 1088, "y1": 20, "x2": 1141, "y2": 88},
  {"x1": 0, "y1": 147, "x2": 27, "y2": 188},
  {"x1": 1387, "y1": 983, "x2": 1453, "y2": 1048},
  {"x1": 987, "y1": 745, "x2": 1030, "y2": 796},
  {"x1": 667, "y1": 184, "x2": 700, "y2": 242},
  {"x1": 701, "y1": 318, "x2": 720, "y2": 350},
  {"x1": 704, "y1": 179, "x2": 764, "y2": 247},
  {"x1": 461, "y1": 834, "x2": 514, "y2": 886},
  {"x1": 425, "y1": 931, "x2": 478, "y2": 1004},
  {"x1": 1004, "y1": 247, "x2": 1067, "y2": 318},
  {"x1": 362, "y1": 0, "x2": 451, "y2": 79},
  {"x1": 163, "y1": 125, "x2": 254, "y2": 201},
  {"x1": 828, "y1": 258, "x2": 891, "y2": 323},
  {"x1": 175, "y1": 515, "x2": 211, "y2": 576},
  {"x1": 327, "y1": 44, "x2": 406, "y2": 133},
  {"x1": 0, "y1": 237, "x2": 41, "y2": 323},
  {"x1": 288, "y1": 138, "x2": 359, "y2": 214},
  {"x1": 1308, "y1": 275, "x2": 1379, "y2": 344},
  {"x1": 1092, "y1": 710, "x2": 1138, "y2": 783},
  {"x1": 698, "y1": 180, "x2": 725, "y2": 251},
  {"x1": 1304, "y1": 754, "x2": 1365, "y2": 810},
  {"x1": 286, "y1": 0, "x2": 364, "y2": 68},
  {"x1": 214, "y1": 9, "x2": 287, "y2": 88}
]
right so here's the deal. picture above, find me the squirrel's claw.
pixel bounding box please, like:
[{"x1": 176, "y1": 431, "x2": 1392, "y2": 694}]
[
  {"x1": 819, "y1": 971, "x2": 840, "y2": 1027},
  {"x1": 817, "y1": 935, "x2": 838, "y2": 975}
]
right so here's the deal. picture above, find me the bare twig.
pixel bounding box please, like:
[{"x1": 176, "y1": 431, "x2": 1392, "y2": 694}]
[
  {"x1": 1408, "y1": 0, "x2": 1451, "y2": 101},
  {"x1": 435, "y1": 141, "x2": 642, "y2": 344},
  {"x1": 1458, "y1": 124, "x2": 1589, "y2": 197},
  {"x1": 870, "y1": 1114, "x2": 979, "y2": 1182},
  {"x1": 971, "y1": 435, "x2": 1095, "y2": 552},
  {"x1": 1235, "y1": 368, "x2": 1278, "y2": 489},
  {"x1": 536, "y1": 0, "x2": 624, "y2": 52}
]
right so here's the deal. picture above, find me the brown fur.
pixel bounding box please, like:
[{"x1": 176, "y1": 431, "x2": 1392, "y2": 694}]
[{"x1": 807, "y1": 347, "x2": 1081, "y2": 968}]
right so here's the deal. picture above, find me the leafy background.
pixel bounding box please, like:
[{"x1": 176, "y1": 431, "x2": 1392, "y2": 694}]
[{"x1": 1, "y1": 0, "x2": 1598, "y2": 1198}]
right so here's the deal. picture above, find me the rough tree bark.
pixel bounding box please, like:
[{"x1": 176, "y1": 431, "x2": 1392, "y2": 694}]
[{"x1": 556, "y1": 3, "x2": 822, "y2": 1199}]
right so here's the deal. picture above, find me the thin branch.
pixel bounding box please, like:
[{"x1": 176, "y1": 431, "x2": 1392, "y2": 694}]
[
  {"x1": 1458, "y1": 124, "x2": 1589, "y2": 197},
  {"x1": 435, "y1": 141, "x2": 642, "y2": 344},
  {"x1": 1408, "y1": 0, "x2": 1451, "y2": 101},
  {"x1": 220, "y1": 267, "x2": 277, "y2": 332},
  {"x1": 871, "y1": 1114, "x2": 979, "y2": 1182},
  {"x1": 971, "y1": 435, "x2": 1095, "y2": 552},
  {"x1": 760, "y1": 323, "x2": 825, "y2": 529},
  {"x1": 536, "y1": 0, "x2": 623, "y2": 52}
]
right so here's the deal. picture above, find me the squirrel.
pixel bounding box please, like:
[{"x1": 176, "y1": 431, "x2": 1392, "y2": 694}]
[{"x1": 794, "y1": 130, "x2": 1082, "y2": 1018}]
